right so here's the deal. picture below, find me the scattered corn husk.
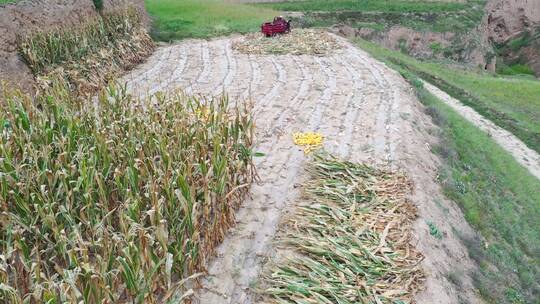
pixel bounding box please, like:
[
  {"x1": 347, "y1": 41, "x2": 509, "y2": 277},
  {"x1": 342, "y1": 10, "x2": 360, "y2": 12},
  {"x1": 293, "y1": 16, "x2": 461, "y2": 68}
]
[
  {"x1": 293, "y1": 131, "x2": 324, "y2": 154},
  {"x1": 260, "y1": 153, "x2": 425, "y2": 303},
  {"x1": 233, "y1": 29, "x2": 342, "y2": 55}
]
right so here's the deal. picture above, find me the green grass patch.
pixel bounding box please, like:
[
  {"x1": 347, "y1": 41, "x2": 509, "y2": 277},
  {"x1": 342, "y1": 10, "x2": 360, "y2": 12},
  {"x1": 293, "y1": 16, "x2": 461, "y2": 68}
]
[
  {"x1": 258, "y1": 0, "x2": 485, "y2": 33},
  {"x1": 497, "y1": 63, "x2": 535, "y2": 76},
  {"x1": 0, "y1": 0, "x2": 17, "y2": 4},
  {"x1": 145, "y1": 0, "x2": 277, "y2": 41},
  {"x1": 355, "y1": 39, "x2": 540, "y2": 303},
  {"x1": 356, "y1": 39, "x2": 540, "y2": 153},
  {"x1": 257, "y1": 0, "x2": 468, "y2": 13}
]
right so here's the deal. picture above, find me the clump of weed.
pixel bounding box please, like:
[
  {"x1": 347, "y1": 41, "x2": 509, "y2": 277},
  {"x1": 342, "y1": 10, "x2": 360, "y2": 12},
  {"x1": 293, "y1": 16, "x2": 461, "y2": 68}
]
[
  {"x1": 0, "y1": 80, "x2": 255, "y2": 303},
  {"x1": 92, "y1": 0, "x2": 103, "y2": 11},
  {"x1": 427, "y1": 221, "x2": 443, "y2": 239}
]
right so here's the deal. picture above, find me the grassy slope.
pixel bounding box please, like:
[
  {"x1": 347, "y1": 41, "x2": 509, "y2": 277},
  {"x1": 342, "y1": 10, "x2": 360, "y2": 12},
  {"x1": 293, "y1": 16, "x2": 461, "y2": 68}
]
[
  {"x1": 356, "y1": 39, "x2": 540, "y2": 154},
  {"x1": 145, "y1": 0, "x2": 276, "y2": 41},
  {"x1": 356, "y1": 39, "x2": 539, "y2": 304}
]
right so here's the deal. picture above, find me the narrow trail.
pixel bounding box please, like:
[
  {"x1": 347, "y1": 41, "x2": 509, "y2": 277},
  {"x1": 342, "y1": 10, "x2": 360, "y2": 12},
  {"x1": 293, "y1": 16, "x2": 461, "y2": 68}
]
[
  {"x1": 423, "y1": 81, "x2": 540, "y2": 180},
  {"x1": 122, "y1": 35, "x2": 483, "y2": 304}
]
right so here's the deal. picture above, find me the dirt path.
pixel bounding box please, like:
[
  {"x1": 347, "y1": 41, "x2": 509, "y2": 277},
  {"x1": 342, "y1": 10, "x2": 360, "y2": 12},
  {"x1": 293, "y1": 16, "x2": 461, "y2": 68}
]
[
  {"x1": 122, "y1": 35, "x2": 482, "y2": 304},
  {"x1": 423, "y1": 81, "x2": 540, "y2": 180}
]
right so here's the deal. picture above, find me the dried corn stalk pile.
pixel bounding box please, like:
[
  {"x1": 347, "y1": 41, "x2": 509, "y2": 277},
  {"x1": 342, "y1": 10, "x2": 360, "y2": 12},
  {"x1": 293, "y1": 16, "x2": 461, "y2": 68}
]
[
  {"x1": 261, "y1": 153, "x2": 424, "y2": 303},
  {"x1": 19, "y1": 8, "x2": 154, "y2": 96},
  {"x1": 233, "y1": 29, "x2": 341, "y2": 55},
  {"x1": 0, "y1": 81, "x2": 255, "y2": 303}
]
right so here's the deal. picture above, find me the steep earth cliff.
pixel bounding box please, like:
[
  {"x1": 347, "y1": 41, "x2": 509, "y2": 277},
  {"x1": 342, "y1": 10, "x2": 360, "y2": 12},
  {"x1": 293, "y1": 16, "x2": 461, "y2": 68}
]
[{"x1": 483, "y1": 0, "x2": 540, "y2": 76}]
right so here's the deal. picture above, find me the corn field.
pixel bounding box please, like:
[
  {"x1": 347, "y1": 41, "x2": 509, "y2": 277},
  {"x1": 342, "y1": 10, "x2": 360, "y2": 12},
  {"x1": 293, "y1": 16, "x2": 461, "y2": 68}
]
[
  {"x1": 0, "y1": 81, "x2": 255, "y2": 303},
  {"x1": 261, "y1": 153, "x2": 424, "y2": 303},
  {"x1": 18, "y1": 8, "x2": 154, "y2": 96}
]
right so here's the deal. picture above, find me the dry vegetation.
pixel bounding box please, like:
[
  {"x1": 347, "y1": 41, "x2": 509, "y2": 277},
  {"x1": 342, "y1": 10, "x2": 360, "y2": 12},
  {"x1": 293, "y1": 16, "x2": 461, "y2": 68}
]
[
  {"x1": 0, "y1": 81, "x2": 255, "y2": 303},
  {"x1": 233, "y1": 29, "x2": 342, "y2": 55},
  {"x1": 18, "y1": 8, "x2": 154, "y2": 96},
  {"x1": 260, "y1": 153, "x2": 424, "y2": 303}
]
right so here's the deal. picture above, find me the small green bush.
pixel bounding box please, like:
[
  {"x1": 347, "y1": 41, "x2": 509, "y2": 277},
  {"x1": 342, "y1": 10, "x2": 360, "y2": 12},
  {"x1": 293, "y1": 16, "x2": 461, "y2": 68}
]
[{"x1": 92, "y1": 0, "x2": 103, "y2": 11}]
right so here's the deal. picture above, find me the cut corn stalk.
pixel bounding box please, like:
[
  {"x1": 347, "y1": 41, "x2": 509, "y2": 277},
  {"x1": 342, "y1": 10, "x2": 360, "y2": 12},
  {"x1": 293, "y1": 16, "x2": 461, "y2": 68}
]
[
  {"x1": 260, "y1": 152, "x2": 425, "y2": 303},
  {"x1": 233, "y1": 29, "x2": 341, "y2": 56}
]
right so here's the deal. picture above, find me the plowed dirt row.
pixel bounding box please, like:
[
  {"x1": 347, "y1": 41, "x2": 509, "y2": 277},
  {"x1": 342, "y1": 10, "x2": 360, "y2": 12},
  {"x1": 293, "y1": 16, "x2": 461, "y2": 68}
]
[{"x1": 122, "y1": 35, "x2": 481, "y2": 304}]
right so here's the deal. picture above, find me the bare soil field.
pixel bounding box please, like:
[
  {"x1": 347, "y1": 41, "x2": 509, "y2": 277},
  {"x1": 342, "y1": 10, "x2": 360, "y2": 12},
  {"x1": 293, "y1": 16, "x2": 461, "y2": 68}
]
[{"x1": 122, "y1": 34, "x2": 482, "y2": 303}]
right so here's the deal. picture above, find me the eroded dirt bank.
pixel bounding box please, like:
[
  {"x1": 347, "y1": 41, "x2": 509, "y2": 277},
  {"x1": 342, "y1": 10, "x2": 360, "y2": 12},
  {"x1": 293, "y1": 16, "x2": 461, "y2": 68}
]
[{"x1": 122, "y1": 35, "x2": 482, "y2": 303}]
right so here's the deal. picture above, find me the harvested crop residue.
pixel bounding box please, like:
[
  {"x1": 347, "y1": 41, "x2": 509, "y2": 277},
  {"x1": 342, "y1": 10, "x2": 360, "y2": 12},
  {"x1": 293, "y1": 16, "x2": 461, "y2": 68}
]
[
  {"x1": 259, "y1": 153, "x2": 424, "y2": 303},
  {"x1": 18, "y1": 9, "x2": 154, "y2": 96},
  {"x1": 232, "y1": 29, "x2": 341, "y2": 55}
]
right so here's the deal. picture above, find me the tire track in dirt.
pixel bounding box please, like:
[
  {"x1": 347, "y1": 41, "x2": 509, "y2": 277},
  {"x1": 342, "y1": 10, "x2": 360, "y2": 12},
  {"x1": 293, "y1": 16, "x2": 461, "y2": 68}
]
[
  {"x1": 185, "y1": 41, "x2": 211, "y2": 95},
  {"x1": 253, "y1": 57, "x2": 287, "y2": 116},
  {"x1": 315, "y1": 55, "x2": 357, "y2": 157},
  {"x1": 271, "y1": 55, "x2": 312, "y2": 131},
  {"x1": 166, "y1": 45, "x2": 189, "y2": 91},
  {"x1": 359, "y1": 53, "x2": 394, "y2": 164},
  {"x1": 190, "y1": 40, "x2": 211, "y2": 93},
  {"x1": 213, "y1": 41, "x2": 236, "y2": 96},
  {"x1": 340, "y1": 50, "x2": 381, "y2": 162},
  {"x1": 240, "y1": 55, "x2": 261, "y2": 100},
  {"x1": 121, "y1": 35, "x2": 484, "y2": 304},
  {"x1": 308, "y1": 57, "x2": 337, "y2": 131},
  {"x1": 148, "y1": 44, "x2": 188, "y2": 95},
  {"x1": 338, "y1": 49, "x2": 367, "y2": 158}
]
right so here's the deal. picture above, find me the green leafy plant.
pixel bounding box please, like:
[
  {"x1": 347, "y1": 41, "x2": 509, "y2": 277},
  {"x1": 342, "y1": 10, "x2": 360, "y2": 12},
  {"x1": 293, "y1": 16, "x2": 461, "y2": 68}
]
[
  {"x1": 427, "y1": 221, "x2": 443, "y2": 239},
  {"x1": 92, "y1": 0, "x2": 103, "y2": 11}
]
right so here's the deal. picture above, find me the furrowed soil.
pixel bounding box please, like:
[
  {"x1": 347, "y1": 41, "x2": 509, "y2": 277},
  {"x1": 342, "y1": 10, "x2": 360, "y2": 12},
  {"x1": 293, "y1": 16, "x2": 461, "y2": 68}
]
[{"x1": 122, "y1": 34, "x2": 482, "y2": 303}]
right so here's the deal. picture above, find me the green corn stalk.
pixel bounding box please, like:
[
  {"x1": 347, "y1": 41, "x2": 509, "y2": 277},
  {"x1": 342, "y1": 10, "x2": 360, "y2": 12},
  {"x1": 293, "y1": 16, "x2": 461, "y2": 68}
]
[{"x1": 0, "y1": 80, "x2": 255, "y2": 302}]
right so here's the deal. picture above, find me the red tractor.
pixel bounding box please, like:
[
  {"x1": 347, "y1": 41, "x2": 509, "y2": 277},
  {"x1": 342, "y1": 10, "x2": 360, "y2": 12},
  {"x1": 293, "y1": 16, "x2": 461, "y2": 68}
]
[{"x1": 261, "y1": 16, "x2": 291, "y2": 37}]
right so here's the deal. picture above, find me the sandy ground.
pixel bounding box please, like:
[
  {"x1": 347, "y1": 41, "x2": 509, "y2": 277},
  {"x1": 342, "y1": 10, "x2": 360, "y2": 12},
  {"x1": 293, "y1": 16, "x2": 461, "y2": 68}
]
[
  {"x1": 122, "y1": 35, "x2": 482, "y2": 304},
  {"x1": 423, "y1": 81, "x2": 540, "y2": 180}
]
